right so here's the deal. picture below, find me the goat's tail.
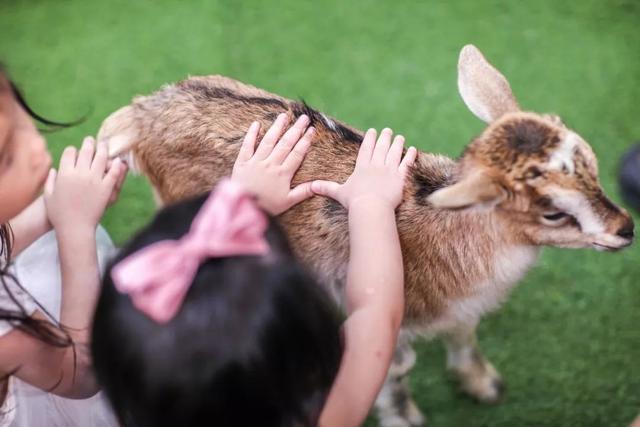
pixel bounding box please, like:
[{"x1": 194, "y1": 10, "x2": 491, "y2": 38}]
[{"x1": 96, "y1": 105, "x2": 141, "y2": 174}]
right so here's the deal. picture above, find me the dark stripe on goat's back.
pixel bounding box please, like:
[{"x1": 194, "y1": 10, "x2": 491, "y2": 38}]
[
  {"x1": 291, "y1": 101, "x2": 363, "y2": 144},
  {"x1": 178, "y1": 80, "x2": 365, "y2": 147},
  {"x1": 178, "y1": 80, "x2": 287, "y2": 108}
]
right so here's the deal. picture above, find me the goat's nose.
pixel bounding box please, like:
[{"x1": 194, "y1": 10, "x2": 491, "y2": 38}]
[{"x1": 616, "y1": 219, "x2": 635, "y2": 239}]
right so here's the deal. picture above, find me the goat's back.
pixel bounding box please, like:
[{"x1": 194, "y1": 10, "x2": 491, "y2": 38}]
[{"x1": 98, "y1": 76, "x2": 493, "y2": 324}]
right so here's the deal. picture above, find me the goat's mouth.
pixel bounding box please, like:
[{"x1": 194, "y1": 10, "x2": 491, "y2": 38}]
[
  {"x1": 592, "y1": 240, "x2": 634, "y2": 252},
  {"x1": 589, "y1": 231, "x2": 634, "y2": 251}
]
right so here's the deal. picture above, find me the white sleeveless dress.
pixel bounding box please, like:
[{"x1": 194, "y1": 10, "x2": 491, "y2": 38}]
[{"x1": 0, "y1": 227, "x2": 118, "y2": 427}]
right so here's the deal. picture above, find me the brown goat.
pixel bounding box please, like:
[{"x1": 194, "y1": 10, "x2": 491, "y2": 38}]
[{"x1": 97, "y1": 45, "x2": 634, "y2": 426}]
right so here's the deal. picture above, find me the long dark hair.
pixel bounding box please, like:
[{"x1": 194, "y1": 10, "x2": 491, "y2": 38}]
[
  {"x1": 0, "y1": 62, "x2": 82, "y2": 130},
  {"x1": 0, "y1": 64, "x2": 73, "y2": 352},
  {"x1": 92, "y1": 193, "x2": 344, "y2": 427},
  {"x1": 0, "y1": 225, "x2": 71, "y2": 348}
]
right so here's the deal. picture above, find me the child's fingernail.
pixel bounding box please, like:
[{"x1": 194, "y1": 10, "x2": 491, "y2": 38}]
[{"x1": 298, "y1": 114, "x2": 309, "y2": 124}]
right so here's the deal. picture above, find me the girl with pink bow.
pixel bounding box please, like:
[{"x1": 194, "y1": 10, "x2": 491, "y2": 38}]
[{"x1": 92, "y1": 113, "x2": 417, "y2": 427}]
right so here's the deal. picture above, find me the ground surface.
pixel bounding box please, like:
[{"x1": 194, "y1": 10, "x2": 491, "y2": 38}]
[{"x1": 1, "y1": 1, "x2": 639, "y2": 425}]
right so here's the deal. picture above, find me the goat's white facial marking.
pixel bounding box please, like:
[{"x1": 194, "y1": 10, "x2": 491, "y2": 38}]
[
  {"x1": 548, "y1": 132, "x2": 578, "y2": 174},
  {"x1": 549, "y1": 187, "x2": 605, "y2": 234}
]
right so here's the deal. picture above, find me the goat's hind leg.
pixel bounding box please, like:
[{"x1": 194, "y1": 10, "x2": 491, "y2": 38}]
[
  {"x1": 443, "y1": 323, "x2": 504, "y2": 403},
  {"x1": 375, "y1": 331, "x2": 426, "y2": 427}
]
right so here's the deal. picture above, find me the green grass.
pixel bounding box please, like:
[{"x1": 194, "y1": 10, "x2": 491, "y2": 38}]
[{"x1": 1, "y1": 0, "x2": 639, "y2": 425}]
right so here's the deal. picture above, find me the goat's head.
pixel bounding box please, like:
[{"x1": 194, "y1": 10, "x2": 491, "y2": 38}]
[{"x1": 428, "y1": 45, "x2": 634, "y2": 251}]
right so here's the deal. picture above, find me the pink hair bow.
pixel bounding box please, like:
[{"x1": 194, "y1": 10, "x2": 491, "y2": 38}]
[{"x1": 111, "y1": 179, "x2": 269, "y2": 323}]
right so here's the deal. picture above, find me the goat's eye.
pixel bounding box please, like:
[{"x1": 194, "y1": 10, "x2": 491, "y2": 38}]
[
  {"x1": 525, "y1": 166, "x2": 542, "y2": 180},
  {"x1": 543, "y1": 212, "x2": 568, "y2": 221}
]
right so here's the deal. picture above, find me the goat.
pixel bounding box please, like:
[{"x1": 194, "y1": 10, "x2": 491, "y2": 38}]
[{"x1": 97, "y1": 45, "x2": 634, "y2": 426}]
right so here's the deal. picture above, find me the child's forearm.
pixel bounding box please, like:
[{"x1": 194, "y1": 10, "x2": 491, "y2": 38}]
[
  {"x1": 320, "y1": 200, "x2": 404, "y2": 427},
  {"x1": 58, "y1": 227, "x2": 100, "y2": 330},
  {"x1": 319, "y1": 306, "x2": 398, "y2": 427},
  {"x1": 346, "y1": 199, "x2": 404, "y2": 317},
  {"x1": 0, "y1": 220, "x2": 100, "y2": 398},
  {"x1": 55, "y1": 226, "x2": 101, "y2": 396},
  {"x1": 8, "y1": 196, "x2": 52, "y2": 257}
]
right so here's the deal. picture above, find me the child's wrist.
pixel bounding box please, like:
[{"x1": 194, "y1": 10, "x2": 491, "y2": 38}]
[
  {"x1": 54, "y1": 222, "x2": 97, "y2": 242},
  {"x1": 348, "y1": 195, "x2": 396, "y2": 212}
]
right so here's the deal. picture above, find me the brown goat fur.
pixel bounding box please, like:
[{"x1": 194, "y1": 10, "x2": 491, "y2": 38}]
[{"x1": 98, "y1": 45, "x2": 633, "y2": 426}]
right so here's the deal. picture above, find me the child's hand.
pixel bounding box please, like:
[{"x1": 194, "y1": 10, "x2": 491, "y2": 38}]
[
  {"x1": 105, "y1": 158, "x2": 129, "y2": 206},
  {"x1": 44, "y1": 137, "x2": 125, "y2": 234},
  {"x1": 232, "y1": 113, "x2": 315, "y2": 215},
  {"x1": 311, "y1": 128, "x2": 417, "y2": 210}
]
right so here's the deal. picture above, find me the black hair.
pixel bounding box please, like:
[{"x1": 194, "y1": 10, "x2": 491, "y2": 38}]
[
  {"x1": 0, "y1": 62, "x2": 81, "y2": 130},
  {"x1": 92, "y1": 193, "x2": 344, "y2": 427},
  {"x1": 619, "y1": 144, "x2": 640, "y2": 212},
  {"x1": 0, "y1": 224, "x2": 71, "y2": 347}
]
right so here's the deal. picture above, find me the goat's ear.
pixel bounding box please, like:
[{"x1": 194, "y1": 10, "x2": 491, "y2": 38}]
[
  {"x1": 427, "y1": 170, "x2": 505, "y2": 210},
  {"x1": 457, "y1": 45, "x2": 520, "y2": 123}
]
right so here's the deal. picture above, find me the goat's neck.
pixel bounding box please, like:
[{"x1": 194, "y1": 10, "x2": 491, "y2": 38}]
[{"x1": 398, "y1": 198, "x2": 540, "y2": 322}]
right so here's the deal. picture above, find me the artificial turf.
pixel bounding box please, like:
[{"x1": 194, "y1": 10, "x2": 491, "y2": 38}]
[{"x1": 1, "y1": 1, "x2": 638, "y2": 425}]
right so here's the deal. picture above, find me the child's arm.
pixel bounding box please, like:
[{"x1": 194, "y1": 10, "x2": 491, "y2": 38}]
[
  {"x1": 0, "y1": 137, "x2": 125, "y2": 398},
  {"x1": 231, "y1": 117, "x2": 416, "y2": 426},
  {"x1": 312, "y1": 128, "x2": 417, "y2": 427},
  {"x1": 8, "y1": 196, "x2": 51, "y2": 256},
  {"x1": 43, "y1": 137, "x2": 125, "y2": 396},
  {"x1": 231, "y1": 113, "x2": 315, "y2": 214}
]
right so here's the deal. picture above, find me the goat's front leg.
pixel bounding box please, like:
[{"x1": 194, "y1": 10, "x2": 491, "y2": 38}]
[
  {"x1": 443, "y1": 323, "x2": 504, "y2": 403},
  {"x1": 374, "y1": 331, "x2": 426, "y2": 427}
]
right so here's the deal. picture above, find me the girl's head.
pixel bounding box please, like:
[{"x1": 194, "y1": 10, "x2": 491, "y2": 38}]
[
  {"x1": 0, "y1": 66, "x2": 51, "y2": 223},
  {"x1": 0, "y1": 64, "x2": 72, "y2": 349},
  {"x1": 92, "y1": 183, "x2": 343, "y2": 427}
]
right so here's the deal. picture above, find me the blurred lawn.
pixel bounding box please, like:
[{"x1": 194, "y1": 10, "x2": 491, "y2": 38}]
[{"x1": 1, "y1": 0, "x2": 639, "y2": 425}]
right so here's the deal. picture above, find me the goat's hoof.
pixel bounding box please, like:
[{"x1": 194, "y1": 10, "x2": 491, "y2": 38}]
[
  {"x1": 378, "y1": 412, "x2": 427, "y2": 427},
  {"x1": 376, "y1": 397, "x2": 427, "y2": 427},
  {"x1": 461, "y1": 373, "x2": 505, "y2": 404},
  {"x1": 405, "y1": 404, "x2": 427, "y2": 427},
  {"x1": 450, "y1": 360, "x2": 505, "y2": 404}
]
